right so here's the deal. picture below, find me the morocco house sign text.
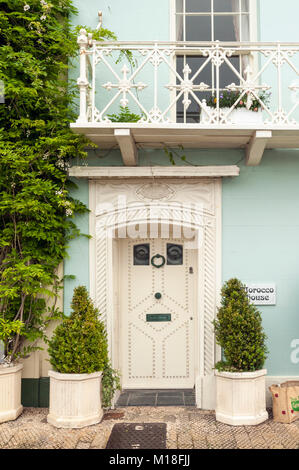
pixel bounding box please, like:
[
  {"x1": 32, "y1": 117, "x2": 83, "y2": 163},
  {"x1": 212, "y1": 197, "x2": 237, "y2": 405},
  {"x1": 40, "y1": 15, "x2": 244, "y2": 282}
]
[{"x1": 244, "y1": 283, "x2": 276, "y2": 306}]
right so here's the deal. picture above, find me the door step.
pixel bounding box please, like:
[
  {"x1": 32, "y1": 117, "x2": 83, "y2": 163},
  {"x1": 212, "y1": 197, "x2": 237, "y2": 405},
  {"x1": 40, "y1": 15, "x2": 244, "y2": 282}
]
[{"x1": 116, "y1": 389, "x2": 195, "y2": 407}]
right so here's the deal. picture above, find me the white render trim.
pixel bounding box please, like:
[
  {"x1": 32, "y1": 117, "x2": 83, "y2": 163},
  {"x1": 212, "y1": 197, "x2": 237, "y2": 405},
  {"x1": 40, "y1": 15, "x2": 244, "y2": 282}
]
[
  {"x1": 246, "y1": 130, "x2": 272, "y2": 166},
  {"x1": 169, "y1": 0, "x2": 258, "y2": 81},
  {"x1": 114, "y1": 129, "x2": 138, "y2": 166},
  {"x1": 69, "y1": 165, "x2": 240, "y2": 179},
  {"x1": 214, "y1": 179, "x2": 222, "y2": 365},
  {"x1": 249, "y1": 0, "x2": 258, "y2": 43},
  {"x1": 169, "y1": 0, "x2": 175, "y2": 42},
  {"x1": 89, "y1": 178, "x2": 223, "y2": 408},
  {"x1": 170, "y1": 0, "x2": 258, "y2": 41},
  {"x1": 89, "y1": 180, "x2": 96, "y2": 300}
]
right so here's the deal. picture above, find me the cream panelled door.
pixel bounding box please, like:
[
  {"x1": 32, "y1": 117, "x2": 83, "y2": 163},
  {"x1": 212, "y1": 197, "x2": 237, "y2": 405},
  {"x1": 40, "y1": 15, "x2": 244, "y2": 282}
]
[{"x1": 119, "y1": 237, "x2": 197, "y2": 389}]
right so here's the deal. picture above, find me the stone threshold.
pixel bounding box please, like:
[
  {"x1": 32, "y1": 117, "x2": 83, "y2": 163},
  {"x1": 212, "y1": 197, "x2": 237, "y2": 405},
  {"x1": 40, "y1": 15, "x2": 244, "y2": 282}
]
[{"x1": 116, "y1": 389, "x2": 196, "y2": 407}]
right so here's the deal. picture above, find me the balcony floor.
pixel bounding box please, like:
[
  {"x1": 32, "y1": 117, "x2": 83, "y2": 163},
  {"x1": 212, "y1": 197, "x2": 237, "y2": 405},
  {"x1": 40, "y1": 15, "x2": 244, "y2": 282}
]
[
  {"x1": 71, "y1": 122, "x2": 299, "y2": 149},
  {"x1": 71, "y1": 122, "x2": 299, "y2": 166}
]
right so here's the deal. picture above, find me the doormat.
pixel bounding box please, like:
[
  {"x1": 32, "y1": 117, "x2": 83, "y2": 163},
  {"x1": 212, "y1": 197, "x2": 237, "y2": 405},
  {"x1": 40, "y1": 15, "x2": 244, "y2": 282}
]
[{"x1": 105, "y1": 423, "x2": 167, "y2": 449}]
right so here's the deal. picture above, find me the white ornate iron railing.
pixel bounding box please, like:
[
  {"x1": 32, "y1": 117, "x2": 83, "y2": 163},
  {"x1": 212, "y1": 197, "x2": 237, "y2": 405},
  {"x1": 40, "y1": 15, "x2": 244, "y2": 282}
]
[{"x1": 75, "y1": 29, "x2": 299, "y2": 126}]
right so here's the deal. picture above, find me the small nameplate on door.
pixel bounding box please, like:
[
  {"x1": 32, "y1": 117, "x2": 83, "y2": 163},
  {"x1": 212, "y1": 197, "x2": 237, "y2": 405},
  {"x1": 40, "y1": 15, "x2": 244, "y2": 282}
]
[{"x1": 146, "y1": 314, "x2": 171, "y2": 322}]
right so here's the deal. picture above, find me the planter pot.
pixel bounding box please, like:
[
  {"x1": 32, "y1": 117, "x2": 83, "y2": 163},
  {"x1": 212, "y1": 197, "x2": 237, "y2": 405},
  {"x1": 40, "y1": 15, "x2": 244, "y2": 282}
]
[
  {"x1": 215, "y1": 369, "x2": 268, "y2": 426},
  {"x1": 47, "y1": 370, "x2": 103, "y2": 429},
  {"x1": 0, "y1": 363, "x2": 23, "y2": 424},
  {"x1": 201, "y1": 105, "x2": 263, "y2": 125}
]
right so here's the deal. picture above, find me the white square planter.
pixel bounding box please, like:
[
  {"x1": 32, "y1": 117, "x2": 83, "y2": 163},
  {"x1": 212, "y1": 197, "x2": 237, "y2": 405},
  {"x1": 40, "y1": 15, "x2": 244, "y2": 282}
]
[
  {"x1": 201, "y1": 105, "x2": 263, "y2": 125},
  {"x1": 215, "y1": 369, "x2": 268, "y2": 426},
  {"x1": 47, "y1": 370, "x2": 103, "y2": 429},
  {"x1": 0, "y1": 363, "x2": 23, "y2": 424}
]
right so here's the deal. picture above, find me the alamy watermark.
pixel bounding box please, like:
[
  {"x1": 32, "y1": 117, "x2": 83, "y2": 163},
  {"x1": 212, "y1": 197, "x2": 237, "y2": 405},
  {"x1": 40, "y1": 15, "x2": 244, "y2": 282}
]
[
  {"x1": 95, "y1": 196, "x2": 206, "y2": 249},
  {"x1": 290, "y1": 339, "x2": 299, "y2": 364}
]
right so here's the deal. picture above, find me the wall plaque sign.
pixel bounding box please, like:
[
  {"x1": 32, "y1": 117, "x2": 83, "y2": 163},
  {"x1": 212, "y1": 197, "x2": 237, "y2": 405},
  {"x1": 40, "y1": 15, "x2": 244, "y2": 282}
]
[
  {"x1": 146, "y1": 314, "x2": 171, "y2": 322},
  {"x1": 244, "y1": 283, "x2": 276, "y2": 306}
]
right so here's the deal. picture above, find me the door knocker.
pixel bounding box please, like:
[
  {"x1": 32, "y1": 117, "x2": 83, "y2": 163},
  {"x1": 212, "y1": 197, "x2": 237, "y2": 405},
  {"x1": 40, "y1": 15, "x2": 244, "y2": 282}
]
[{"x1": 151, "y1": 254, "x2": 166, "y2": 268}]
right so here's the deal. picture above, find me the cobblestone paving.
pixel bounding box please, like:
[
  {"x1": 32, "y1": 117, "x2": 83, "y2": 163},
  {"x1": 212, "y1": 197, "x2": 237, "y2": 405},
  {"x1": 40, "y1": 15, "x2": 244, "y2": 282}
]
[{"x1": 0, "y1": 407, "x2": 298, "y2": 449}]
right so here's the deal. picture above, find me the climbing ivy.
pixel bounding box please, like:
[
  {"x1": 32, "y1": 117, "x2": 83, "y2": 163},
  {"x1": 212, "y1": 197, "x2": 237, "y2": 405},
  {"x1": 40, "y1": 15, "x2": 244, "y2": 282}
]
[{"x1": 0, "y1": 0, "x2": 91, "y2": 363}]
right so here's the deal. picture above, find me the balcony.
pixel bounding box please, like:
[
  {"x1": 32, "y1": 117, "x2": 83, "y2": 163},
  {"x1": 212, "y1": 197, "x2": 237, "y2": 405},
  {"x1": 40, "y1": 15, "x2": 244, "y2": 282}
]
[{"x1": 70, "y1": 30, "x2": 299, "y2": 166}]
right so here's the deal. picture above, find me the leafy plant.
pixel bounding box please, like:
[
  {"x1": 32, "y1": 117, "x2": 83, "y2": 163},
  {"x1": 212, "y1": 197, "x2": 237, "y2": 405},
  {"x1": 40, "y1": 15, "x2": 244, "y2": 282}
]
[
  {"x1": 0, "y1": 0, "x2": 90, "y2": 363},
  {"x1": 163, "y1": 145, "x2": 187, "y2": 165},
  {"x1": 48, "y1": 286, "x2": 120, "y2": 407},
  {"x1": 74, "y1": 25, "x2": 136, "y2": 68},
  {"x1": 213, "y1": 278, "x2": 268, "y2": 372},
  {"x1": 0, "y1": 318, "x2": 24, "y2": 362},
  {"x1": 48, "y1": 286, "x2": 108, "y2": 373},
  {"x1": 206, "y1": 90, "x2": 270, "y2": 111},
  {"x1": 102, "y1": 363, "x2": 121, "y2": 409},
  {"x1": 107, "y1": 106, "x2": 143, "y2": 122}
]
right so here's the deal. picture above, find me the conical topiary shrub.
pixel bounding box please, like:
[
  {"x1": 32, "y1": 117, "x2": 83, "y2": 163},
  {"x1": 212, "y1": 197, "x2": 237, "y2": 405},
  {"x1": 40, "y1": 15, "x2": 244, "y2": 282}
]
[
  {"x1": 48, "y1": 286, "x2": 108, "y2": 374},
  {"x1": 213, "y1": 278, "x2": 268, "y2": 372},
  {"x1": 47, "y1": 286, "x2": 120, "y2": 428}
]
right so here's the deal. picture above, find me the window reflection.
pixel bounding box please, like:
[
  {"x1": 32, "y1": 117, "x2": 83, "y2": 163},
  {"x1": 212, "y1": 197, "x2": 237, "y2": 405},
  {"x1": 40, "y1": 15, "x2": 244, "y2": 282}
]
[
  {"x1": 186, "y1": 16, "x2": 212, "y2": 41},
  {"x1": 214, "y1": 0, "x2": 234, "y2": 12},
  {"x1": 175, "y1": 0, "x2": 250, "y2": 42},
  {"x1": 134, "y1": 244, "x2": 150, "y2": 266},
  {"x1": 186, "y1": 0, "x2": 211, "y2": 12},
  {"x1": 167, "y1": 244, "x2": 183, "y2": 265}
]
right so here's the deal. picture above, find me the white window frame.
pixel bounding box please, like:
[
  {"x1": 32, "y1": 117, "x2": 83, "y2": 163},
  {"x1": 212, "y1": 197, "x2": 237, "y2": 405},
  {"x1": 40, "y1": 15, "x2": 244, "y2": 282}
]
[
  {"x1": 170, "y1": 0, "x2": 257, "y2": 43},
  {"x1": 169, "y1": 0, "x2": 258, "y2": 123}
]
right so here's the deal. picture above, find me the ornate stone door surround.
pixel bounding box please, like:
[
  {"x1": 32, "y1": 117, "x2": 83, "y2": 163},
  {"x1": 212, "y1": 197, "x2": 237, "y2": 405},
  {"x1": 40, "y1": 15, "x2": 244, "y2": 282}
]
[{"x1": 88, "y1": 176, "x2": 224, "y2": 409}]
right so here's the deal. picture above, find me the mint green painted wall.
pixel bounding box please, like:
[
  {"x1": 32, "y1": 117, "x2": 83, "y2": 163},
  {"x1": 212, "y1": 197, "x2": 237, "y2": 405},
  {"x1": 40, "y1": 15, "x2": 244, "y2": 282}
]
[
  {"x1": 64, "y1": 178, "x2": 89, "y2": 316},
  {"x1": 223, "y1": 150, "x2": 299, "y2": 376},
  {"x1": 72, "y1": 0, "x2": 171, "y2": 120},
  {"x1": 258, "y1": 0, "x2": 299, "y2": 122},
  {"x1": 66, "y1": 2, "x2": 299, "y2": 376},
  {"x1": 72, "y1": 0, "x2": 169, "y2": 40},
  {"x1": 259, "y1": 0, "x2": 299, "y2": 41},
  {"x1": 67, "y1": 148, "x2": 299, "y2": 375}
]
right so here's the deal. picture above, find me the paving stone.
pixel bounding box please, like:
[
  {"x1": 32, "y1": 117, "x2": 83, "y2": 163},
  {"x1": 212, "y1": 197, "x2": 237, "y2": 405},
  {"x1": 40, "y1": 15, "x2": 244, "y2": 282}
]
[
  {"x1": 167, "y1": 439, "x2": 177, "y2": 449},
  {"x1": 192, "y1": 435, "x2": 209, "y2": 449},
  {"x1": 207, "y1": 432, "x2": 238, "y2": 449},
  {"x1": 0, "y1": 407, "x2": 298, "y2": 449},
  {"x1": 177, "y1": 432, "x2": 193, "y2": 449},
  {"x1": 76, "y1": 441, "x2": 91, "y2": 449},
  {"x1": 163, "y1": 414, "x2": 176, "y2": 422}
]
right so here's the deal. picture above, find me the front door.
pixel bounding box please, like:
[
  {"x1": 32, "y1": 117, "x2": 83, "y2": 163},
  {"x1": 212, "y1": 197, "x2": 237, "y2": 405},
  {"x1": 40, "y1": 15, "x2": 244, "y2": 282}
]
[{"x1": 119, "y1": 237, "x2": 197, "y2": 388}]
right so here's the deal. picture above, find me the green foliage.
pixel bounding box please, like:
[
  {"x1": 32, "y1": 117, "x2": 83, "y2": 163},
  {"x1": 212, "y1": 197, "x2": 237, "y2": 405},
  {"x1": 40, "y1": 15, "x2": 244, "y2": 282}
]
[
  {"x1": 107, "y1": 106, "x2": 143, "y2": 123},
  {"x1": 48, "y1": 286, "x2": 108, "y2": 373},
  {"x1": 48, "y1": 286, "x2": 120, "y2": 407},
  {"x1": 0, "y1": 318, "x2": 24, "y2": 359},
  {"x1": 0, "y1": 0, "x2": 89, "y2": 363},
  {"x1": 102, "y1": 363, "x2": 121, "y2": 409},
  {"x1": 206, "y1": 90, "x2": 271, "y2": 111},
  {"x1": 73, "y1": 25, "x2": 136, "y2": 68},
  {"x1": 163, "y1": 145, "x2": 187, "y2": 165},
  {"x1": 213, "y1": 278, "x2": 268, "y2": 372},
  {"x1": 74, "y1": 25, "x2": 117, "y2": 42}
]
